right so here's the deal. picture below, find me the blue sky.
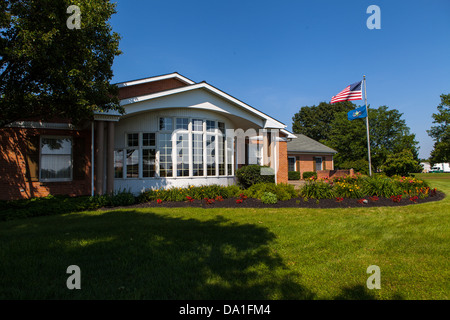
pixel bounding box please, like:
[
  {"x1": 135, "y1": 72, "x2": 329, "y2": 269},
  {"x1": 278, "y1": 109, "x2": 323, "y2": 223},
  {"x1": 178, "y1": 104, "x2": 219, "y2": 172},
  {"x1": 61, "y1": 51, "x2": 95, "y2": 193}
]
[{"x1": 109, "y1": 0, "x2": 450, "y2": 159}]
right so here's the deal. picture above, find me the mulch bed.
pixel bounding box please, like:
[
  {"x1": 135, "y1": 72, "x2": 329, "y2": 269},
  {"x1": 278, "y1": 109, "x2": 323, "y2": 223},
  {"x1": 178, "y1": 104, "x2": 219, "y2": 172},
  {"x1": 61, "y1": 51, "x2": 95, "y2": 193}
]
[{"x1": 110, "y1": 191, "x2": 446, "y2": 210}]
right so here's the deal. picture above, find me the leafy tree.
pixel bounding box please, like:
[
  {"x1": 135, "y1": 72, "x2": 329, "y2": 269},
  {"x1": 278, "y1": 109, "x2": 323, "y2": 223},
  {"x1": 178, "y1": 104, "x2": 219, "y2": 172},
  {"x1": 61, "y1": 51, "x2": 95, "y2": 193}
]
[
  {"x1": 0, "y1": 0, "x2": 122, "y2": 128},
  {"x1": 323, "y1": 106, "x2": 419, "y2": 172},
  {"x1": 292, "y1": 101, "x2": 355, "y2": 142},
  {"x1": 427, "y1": 94, "x2": 450, "y2": 164},
  {"x1": 380, "y1": 149, "x2": 423, "y2": 176}
]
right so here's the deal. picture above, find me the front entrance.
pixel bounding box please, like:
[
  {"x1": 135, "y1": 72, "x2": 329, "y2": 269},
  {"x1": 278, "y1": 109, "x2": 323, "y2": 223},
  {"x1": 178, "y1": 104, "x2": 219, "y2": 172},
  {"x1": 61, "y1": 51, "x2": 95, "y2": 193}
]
[{"x1": 315, "y1": 157, "x2": 323, "y2": 171}]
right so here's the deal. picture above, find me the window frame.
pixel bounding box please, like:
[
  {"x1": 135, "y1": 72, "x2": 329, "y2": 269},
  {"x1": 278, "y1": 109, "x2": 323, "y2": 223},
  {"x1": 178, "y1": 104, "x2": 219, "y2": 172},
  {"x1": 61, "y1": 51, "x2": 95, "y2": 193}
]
[{"x1": 39, "y1": 135, "x2": 73, "y2": 182}]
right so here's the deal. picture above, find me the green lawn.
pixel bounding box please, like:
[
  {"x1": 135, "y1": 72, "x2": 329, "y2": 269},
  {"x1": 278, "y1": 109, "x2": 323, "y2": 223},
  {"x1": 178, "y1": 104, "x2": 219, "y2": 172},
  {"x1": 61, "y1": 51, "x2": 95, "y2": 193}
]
[{"x1": 0, "y1": 174, "x2": 448, "y2": 300}]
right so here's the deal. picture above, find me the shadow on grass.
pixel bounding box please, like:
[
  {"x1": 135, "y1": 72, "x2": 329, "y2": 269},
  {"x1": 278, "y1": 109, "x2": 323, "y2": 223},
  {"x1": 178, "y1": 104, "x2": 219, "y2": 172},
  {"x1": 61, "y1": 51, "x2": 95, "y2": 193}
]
[{"x1": 0, "y1": 210, "x2": 316, "y2": 300}]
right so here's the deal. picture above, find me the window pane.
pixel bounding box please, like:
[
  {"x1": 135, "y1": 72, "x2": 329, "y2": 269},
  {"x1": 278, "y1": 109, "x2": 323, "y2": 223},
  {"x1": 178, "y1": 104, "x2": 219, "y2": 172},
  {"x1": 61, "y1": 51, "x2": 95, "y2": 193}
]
[
  {"x1": 143, "y1": 133, "x2": 156, "y2": 147},
  {"x1": 218, "y1": 136, "x2": 225, "y2": 175},
  {"x1": 40, "y1": 137, "x2": 72, "y2": 180},
  {"x1": 192, "y1": 133, "x2": 203, "y2": 176},
  {"x1": 227, "y1": 137, "x2": 233, "y2": 175},
  {"x1": 248, "y1": 142, "x2": 262, "y2": 165},
  {"x1": 41, "y1": 137, "x2": 72, "y2": 155},
  {"x1": 176, "y1": 133, "x2": 189, "y2": 176},
  {"x1": 218, "y1": 122, "x2": 225, "y2": 135},
  {"x1": 159, "y1": 133, "x2": 173, "y2": 177},
  {"x1": 206, "y1": 120, "x2": 216, "y2": 132},
  {"x1": 159, "y1": 118, "x2": 173, "y2": 131},
  {"x1": 126, "y1": 149, "x2": 139, "y2": 178},
  {"x1": 176, "y1": 118, "x2": 189, "y2": 130},
  {"x1": 192, "y1": 119, "x2": 203, "y2": 132},
  {"x1": 206, "y1": 135, "x2": 216, "y2": 176},
  {"x1": 288, "y1": 157, "x2": 296, "y2": 172},
  {"x1": 41, "y1": 155, "x2": 71, "y2": 180},
  {"x1": 127, "y1": 133, "x2": 139, "y2": 147},
  {"x1": 114, "y1": 150, "x2": 124, "y2": 178},
  {"x1": 143, "y1": 149, "x2": 156, "y2": 178}
]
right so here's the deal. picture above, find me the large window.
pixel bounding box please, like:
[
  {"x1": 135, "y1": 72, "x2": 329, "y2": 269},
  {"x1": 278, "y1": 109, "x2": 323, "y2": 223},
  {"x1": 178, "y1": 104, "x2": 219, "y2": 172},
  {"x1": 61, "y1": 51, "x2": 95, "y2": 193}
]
[
  {"x1": 206, "y1": 135, "x2": 216, "y2": 176},
  {"x1": 176, "y1": 133, "x2": 189, "y2": 177},
  {"x1": 115, "y1": 118, "x2": 234, "y2": 179},
  {"x1": 40, "y1": 136, "x2": 72, "y2": 181},
  {"x1": 159, "y1": 133, "x2": 173, "y2": 177},
  {"x1": 192, "y1": 133, "x2": 203, "y2": 176}
]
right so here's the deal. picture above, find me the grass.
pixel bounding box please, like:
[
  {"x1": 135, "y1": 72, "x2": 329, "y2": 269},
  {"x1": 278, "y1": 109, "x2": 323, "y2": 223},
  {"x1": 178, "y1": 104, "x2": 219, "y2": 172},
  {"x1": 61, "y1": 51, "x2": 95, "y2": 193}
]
[{"x1": 0, "y1": 174, "x2": 448, "y2": 300}]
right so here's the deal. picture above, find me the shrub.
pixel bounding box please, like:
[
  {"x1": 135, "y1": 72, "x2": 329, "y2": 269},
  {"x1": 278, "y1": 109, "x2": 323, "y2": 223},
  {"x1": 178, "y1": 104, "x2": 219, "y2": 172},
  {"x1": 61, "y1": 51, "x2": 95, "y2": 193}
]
[
  {"x1": 261, "y1": 192, "x2": 278, "y2": 204},
  {"x1": 302, "y1": 171, "x2": 317, "y2": 180},
  {"x1": 299, "y1": 180, "x2": 335, "y2": 199},
  {"x1": 244, "y1": 182, "x2": 297, "y2": 201},
  {"x1": 236, "y1": 165, "x2": 275, "y2": 188},
  {"x1": 288, "y1": 171, "x2": 301, "y2": 180},
  {"x1": 223, "y1": 185, "x2": 243, "y2": 198},
  {"x1": 381, "y1": 149, "x2": 423, "y2": 177}
]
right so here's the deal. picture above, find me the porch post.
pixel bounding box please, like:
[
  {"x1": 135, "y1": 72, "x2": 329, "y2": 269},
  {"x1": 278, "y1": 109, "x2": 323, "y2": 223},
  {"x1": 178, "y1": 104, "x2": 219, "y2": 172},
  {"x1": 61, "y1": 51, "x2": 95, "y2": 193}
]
[
  {"x1": 106, "y1": 121, "x2": 115, "y2": 194},
  {"x1": 95, "y1": 120, "x2": 105, "y2": 195}
]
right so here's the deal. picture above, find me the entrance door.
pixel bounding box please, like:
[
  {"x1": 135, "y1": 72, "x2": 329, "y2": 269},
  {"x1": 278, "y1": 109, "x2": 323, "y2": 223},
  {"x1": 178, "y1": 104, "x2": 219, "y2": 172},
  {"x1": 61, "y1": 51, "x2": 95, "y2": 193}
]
[{"x1": 315, "y1": 157, "x2": 323, "y2": 171}]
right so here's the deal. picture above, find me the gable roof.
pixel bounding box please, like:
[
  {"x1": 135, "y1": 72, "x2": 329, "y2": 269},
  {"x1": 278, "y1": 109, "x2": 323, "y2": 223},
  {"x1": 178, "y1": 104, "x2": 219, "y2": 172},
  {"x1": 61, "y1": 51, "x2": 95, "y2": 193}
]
[
  {"x1": 287, "y1": 133, "x2": 338, "y2": 154},
  {"x1": 116, "y1": 72, "x2": 287, "y2": 129},
  {"x1": 115, "y1": 72, "x2": 195, "y2": 88}
]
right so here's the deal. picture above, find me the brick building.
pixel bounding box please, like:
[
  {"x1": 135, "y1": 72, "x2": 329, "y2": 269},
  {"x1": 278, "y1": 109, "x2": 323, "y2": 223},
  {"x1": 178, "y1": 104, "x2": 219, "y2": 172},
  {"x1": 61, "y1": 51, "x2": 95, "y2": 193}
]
[
  {"x1": 1, "y1": 73, "x2": 298, "y2": 200},
  {"x1": 286, "y1": 133, "x2": 338, "y2": 179}
]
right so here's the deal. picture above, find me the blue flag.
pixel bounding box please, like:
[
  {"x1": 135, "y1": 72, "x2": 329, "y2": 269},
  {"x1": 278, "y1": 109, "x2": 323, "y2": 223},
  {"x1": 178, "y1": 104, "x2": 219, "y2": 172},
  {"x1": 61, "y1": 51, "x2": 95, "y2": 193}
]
[{"x1": 348, "y1": 105, "x2": 367, "y2": 120}]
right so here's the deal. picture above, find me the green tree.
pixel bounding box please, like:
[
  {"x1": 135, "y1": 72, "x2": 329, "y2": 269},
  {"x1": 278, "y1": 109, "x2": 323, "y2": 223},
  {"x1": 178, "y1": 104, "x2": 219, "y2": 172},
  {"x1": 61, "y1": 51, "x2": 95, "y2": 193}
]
[
  {"x1": 325, "y1": 106, "x2": 419, "y2": 172},
  {"x1": 381, "y1": 149, "x2": 423, "y2": 176},
  {"x1": 427, "y1": 94, "x2": 450, "y2": 164},
  {"x1": 291, "y1": 101, "x2": 355, "y2": 142},
  {"x1": 0, "y1": 0, "x2": 122, "y2": 128}
]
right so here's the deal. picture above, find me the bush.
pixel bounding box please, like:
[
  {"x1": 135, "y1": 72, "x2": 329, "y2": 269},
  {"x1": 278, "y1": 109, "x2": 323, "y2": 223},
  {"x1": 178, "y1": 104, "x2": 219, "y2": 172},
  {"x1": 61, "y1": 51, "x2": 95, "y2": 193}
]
[
  {"x1": 288, "y1": 171, "x2": 301, "y2": 180},
  {"x1": 244, "y1": 182, "x2": 297, "y2": 201},
  {"x1": 299, "y1": 180, "x2": 335, "y2": 199},
  {"x1": 381, "y1": 149, "x2": 423, "y2": 176},
  {"x1": 302, "y1": 171, "x2": 317, "y2": 180},
  {"x1": 261, "y1": 192, "x2": 278, "y2": 204},
  {"x1": 236, "y1": 165, "x2": 275, "y2": 189}
]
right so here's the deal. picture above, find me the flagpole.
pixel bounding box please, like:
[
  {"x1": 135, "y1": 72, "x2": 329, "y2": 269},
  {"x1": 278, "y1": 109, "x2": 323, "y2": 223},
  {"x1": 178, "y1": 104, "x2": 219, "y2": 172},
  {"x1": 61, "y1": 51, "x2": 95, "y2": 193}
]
[{"x1": 363, "y1": 75, "x2": 372, "y2": 176}]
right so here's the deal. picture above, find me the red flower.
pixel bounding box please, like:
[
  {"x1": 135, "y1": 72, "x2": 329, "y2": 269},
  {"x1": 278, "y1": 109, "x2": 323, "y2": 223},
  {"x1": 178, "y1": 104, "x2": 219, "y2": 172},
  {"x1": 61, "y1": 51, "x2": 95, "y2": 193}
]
[
  {"x1": 335, "y1": 197, "x2": 344, "y2": 202},
  {"x1": 215, "y1": 196, "x2": 224, "y2": 201},
  {"x1": 409, "y1": 196, "x2": 419, "y2": 202},
  {"x1": 186, "y1": 196, "x2": 194, "y2": 202},
  {"x1": 156, "y1": 199, "x2": 163, "y2": 204},
  {"x1": 369, "y1": 196, "x2": 379, "y2": 202},
  {"x1": 236, "y1": 199, "x2": 243, "y2": 204},
  {"x1": 239, "y1": 194, "x2": 248, "y2": 200}
]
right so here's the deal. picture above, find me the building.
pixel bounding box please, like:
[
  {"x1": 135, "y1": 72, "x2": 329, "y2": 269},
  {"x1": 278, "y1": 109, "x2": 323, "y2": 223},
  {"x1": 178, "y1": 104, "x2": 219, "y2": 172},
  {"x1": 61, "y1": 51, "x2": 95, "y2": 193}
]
[
  {"x1": 0, "y1": 73, "x2": 298, "y2": 200},
  {"x1": 286, "y1": 133, "x2": 338, "y2": 179}
]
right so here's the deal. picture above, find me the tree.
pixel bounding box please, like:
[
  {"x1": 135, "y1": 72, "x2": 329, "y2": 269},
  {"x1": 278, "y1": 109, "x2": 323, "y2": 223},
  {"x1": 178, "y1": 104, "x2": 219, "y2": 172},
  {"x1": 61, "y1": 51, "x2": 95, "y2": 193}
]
[
  {"x1": 380, "y1": 149, "x2": 423, "y2": 176},
  {"x1": 0, "y1": 0, "x2": 122, "y2": 128},
  {"x1": 291, "y1": 101, "x2": 355, "y2": 142},
  {"x1": 427, "y1": 94, "x2": 450, "y2": 164},
  {"x1": 323, "y1": 106, "x2": 420, "y2": 172}
]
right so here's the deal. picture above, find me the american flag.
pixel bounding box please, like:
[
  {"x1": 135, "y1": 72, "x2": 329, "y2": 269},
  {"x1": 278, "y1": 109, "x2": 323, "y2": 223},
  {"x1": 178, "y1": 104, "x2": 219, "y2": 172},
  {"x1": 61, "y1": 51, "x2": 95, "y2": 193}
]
[{"x1": 331, "y1": 81, "x2": 362, "y2": 104}]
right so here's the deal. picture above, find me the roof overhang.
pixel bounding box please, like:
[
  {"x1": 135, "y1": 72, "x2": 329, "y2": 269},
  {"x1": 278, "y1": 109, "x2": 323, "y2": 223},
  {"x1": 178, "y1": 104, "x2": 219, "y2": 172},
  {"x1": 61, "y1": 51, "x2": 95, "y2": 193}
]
[
  {"x1": 119, "y1": 81, "x2": 287, "y2": 129},
  {"x1": 115, "y1": 72, "x2": 195, "y2": 88}
]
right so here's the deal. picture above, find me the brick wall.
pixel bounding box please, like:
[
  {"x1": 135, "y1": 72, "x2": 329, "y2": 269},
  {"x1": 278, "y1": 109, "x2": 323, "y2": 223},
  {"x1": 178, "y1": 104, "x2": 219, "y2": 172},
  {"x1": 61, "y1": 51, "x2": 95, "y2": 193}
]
[
  {"x1": 290, "y1": 153, "x2": 335, "y2": 179},
  {"x1": 277, "y1": 141, "x2": 288, "y2": 184},
  {"x1": 0, "y1": 127, "x2": 92, "y2": 200},
  {"x1": 118, "y1": 78, "x2": 189, "y2": 100}
]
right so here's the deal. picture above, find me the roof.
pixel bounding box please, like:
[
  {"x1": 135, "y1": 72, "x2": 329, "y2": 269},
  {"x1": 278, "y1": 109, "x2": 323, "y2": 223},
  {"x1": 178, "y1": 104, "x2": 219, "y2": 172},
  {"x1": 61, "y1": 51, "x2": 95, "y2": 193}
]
[
  {"x1": 117, "y1": 72, "x2": 288, "y2": 129},
  {"x1": 287, "y1": 133, "x2": 338, "y2": 154}
]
